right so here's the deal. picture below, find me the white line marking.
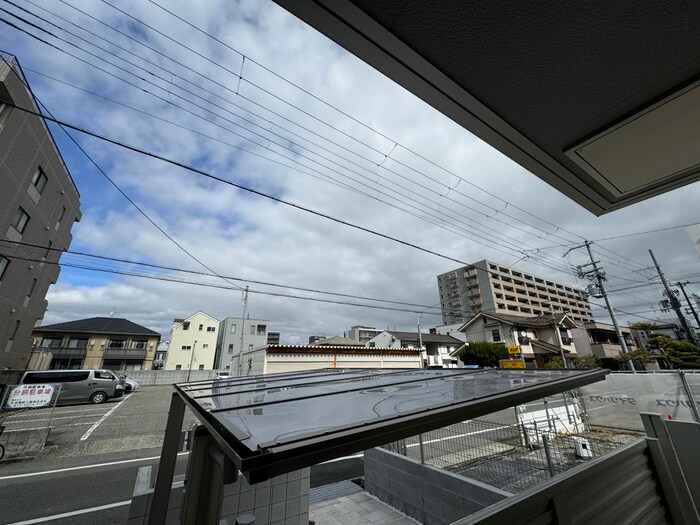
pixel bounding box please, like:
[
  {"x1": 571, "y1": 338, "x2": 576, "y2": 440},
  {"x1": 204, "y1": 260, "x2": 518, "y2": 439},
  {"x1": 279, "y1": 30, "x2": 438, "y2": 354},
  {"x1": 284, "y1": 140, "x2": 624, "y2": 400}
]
[
  {"x1": 0, "y1": 452, "x2": 189, "y2": 480},
  {"x1": 5, "y1": 414, "x2": 104, "y2": 423},
  {"x1": 405, "y1": 425, "x2": 512, "y2": 447},
  {"x1": 6, "y1": 500, "x2": 130, "y2": 524},
  {"x1": 80, "y1": 396, "x2": 131, "y2": 441},
  {"x1": 5, "y1": 423, "x2": 94, "y2": 431},
  {"x1": 320, "y1": 453, "x2": 364, "y2": 464}
]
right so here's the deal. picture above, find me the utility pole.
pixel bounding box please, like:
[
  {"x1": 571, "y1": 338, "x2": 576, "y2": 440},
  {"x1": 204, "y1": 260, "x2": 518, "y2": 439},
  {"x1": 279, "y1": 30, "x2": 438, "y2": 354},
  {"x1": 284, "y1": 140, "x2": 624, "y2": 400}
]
[
  {"x1": 237, "y1": 286, "x2": 249, "y2": 377},
  {"x1": 566, "y1": 241, "x2": 634, "y2": 371},
  {"x1": 649, "y1": 250, "x2": 697, "y2": 345},
  {"x1": 187, "y1": 340, "x2": 197, "y2": 382},
  {"x1": 550, "y1": 310, "x2": 568, "y2": 368},
  {"x1": 676, "y1": 281, "x2": 700, "y2": 333},
  {"x1": 417, "y1": 314, "x2": 425, "y2": 367}
]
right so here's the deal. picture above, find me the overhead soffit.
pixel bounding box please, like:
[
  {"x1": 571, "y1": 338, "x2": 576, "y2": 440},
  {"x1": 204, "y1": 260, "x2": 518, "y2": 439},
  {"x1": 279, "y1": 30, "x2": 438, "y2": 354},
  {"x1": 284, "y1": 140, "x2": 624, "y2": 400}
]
[{"x1": 273, "y1": 1, "x2": 700, "y2": 215}]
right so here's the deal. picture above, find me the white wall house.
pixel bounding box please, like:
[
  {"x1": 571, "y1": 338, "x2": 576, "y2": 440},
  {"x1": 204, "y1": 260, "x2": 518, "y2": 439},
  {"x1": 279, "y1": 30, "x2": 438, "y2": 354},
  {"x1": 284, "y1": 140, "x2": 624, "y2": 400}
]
[
  {"x1": 215, "y1": 316, "x2": 270, "y2": 370},
  {"x1": 164, "y1": 311, "x2": 220, "y2": 371}
]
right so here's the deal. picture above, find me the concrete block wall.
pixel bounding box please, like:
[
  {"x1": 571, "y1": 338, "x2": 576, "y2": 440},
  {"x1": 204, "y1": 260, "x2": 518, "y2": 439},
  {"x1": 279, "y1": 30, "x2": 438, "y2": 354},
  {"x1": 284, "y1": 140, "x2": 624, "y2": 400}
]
[
  {"x1": 365, "y1": 447, "x2": 511, "y2": 525},
  {"x1": 128, "y1": 465, "x2": 310, "y2": 524},
  {"x1": 126, "y1": 369, "x2": 218, "y2": 386}
]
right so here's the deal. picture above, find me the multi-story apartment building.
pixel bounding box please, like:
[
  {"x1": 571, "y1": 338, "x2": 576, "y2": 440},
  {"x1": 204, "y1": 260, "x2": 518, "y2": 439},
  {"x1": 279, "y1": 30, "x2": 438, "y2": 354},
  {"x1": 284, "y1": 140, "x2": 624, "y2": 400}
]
[
  {"x1": 266, "y1": 331, "x2": 280, "y2": 345},
  {"x1": 31, "y1": 317, "x2": 160, "y2": 370},
  {"x1": 164, "y1": 312, "x2": 219, "y2": 371},
  {"x1": 215, "y1": 316, "x2": 269, "y2": 370},
  {"x1": 345, "y1": 325, "x2": 383, "y2": 343},
  {"x1": 437, "y1": 260, "x2": 593, "y2": 325},
  {"x1": 0, "y1": 53, "x2": 81, "y2": 368}
]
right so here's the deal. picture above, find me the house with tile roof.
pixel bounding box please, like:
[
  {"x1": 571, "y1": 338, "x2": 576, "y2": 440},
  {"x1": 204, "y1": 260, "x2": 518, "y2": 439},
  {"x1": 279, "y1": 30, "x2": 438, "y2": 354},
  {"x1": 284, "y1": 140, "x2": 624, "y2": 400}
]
[{"x1": 31, "y1": 317, "x2": 161, "y2": 371}]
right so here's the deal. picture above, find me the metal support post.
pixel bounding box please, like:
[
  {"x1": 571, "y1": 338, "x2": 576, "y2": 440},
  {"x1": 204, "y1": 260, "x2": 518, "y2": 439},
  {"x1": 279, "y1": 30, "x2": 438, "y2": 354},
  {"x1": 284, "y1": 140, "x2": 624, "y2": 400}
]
[
  {"x1": 677, "y1": 281, "x2": 700, "y2": 337},
  {"x1": 149, "y1": 393, "x2": 186, "y2": 525},
  {"x1": 418, "y1": 434, "x2": 425, "y2": 464},
  {"x1": 541, "y1": 434, "x2": 556, "y2": 477},
  {"x1": 237, "y1": 286, "x2": 249, "y2": 377},
  {"x1": 678, "y1": 370, "x2": 700, "y2": 423}
]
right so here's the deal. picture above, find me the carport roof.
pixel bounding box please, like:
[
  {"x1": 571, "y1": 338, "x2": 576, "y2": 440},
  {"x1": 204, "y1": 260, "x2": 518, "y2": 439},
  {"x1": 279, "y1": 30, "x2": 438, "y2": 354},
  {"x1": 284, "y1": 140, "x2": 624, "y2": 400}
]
[
  {"x1": 175, "y1": 367, "x2": 607, "y2": 483},
  {"x1": 273, "y1": 1, "x2": 700, "y2": 215}
]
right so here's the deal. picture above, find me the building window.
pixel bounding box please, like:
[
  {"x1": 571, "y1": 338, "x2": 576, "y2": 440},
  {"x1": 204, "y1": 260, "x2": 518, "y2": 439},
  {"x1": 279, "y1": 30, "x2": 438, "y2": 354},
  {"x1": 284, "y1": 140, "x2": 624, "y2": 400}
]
[
  {"x1": 14, "y1": 207, "x2": 30, "y2": 234},
  {"x1": 257, "y1": 325, "x2": 266, "y2": 335},
  {"x1": 182, "y1": 322, "x2": 190, "y2": 330},
  {"x1": 248, "y1": 344, "x2": 253, "y2": 351},
  {"x1": 198, "y1": 324, "x2": 203, "y2": 331},
  {"x1": 250, "y1": 325, "x2": 255, "y2": 335},
  {"x1": 181, "y1": 345, "x2": 192, "y2": 350},
  {"x1": 230, "y1": 324, "x2": 236, "y2": 334},
  {"x1": 202, "y1": 343, "x2": 209, "y2": 349},
  {"x1": 132, "y1": 340, "x2": 147, "y2": 349},
  {"x1": 175, "y1": 364, "x2": 182, "y2": 370},
  {"x1": 109, "y1": 339, "x2": 126, "y2": 348},
  {"x1": 228, "y1": 343, "x2": 234, "y2": 353},
  {"x1": 9, "y1": 320, "x2": 20, "y2": 340},
  {"x1": 42, "y1": 337, "x2": 62, "y2": 348},
  {"x1": 0, "y1": 256, "x2": 9, "y2": 282},
  {"x1": 55, "y1": 206, "x2": 66, "y2": 231},
  {"x1": 198, "y1": 364, "x2": 205, "y2": 370},
  {"x1": 207, "y1": 326, "x2": 215, "y2": 332},
  {"x1": 31, "y1": 167, "x2": 48, "y2": 194},
  {"x1": 67, "y1": 338, "x2": 88, "y2": 349},
  {"x1": 492, "y1": 329, "x2": 501, "y2": 342},
  {"x1": 27, "y1": 278, "x2": 37, "y2": 298}
]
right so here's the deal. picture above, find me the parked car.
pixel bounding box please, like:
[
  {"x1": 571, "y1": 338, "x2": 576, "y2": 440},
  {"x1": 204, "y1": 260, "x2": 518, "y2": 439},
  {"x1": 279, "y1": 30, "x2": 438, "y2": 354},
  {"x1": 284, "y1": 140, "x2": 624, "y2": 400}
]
[
  {"x1": 215, "y1": 371, "x2": 231, "y2": 379},
  {"x1": 118, "y1": 374, "x2": 141, "y2": 393},
  {"x1": 20, "y1": 369, "x2": 126, "y2": 404}
]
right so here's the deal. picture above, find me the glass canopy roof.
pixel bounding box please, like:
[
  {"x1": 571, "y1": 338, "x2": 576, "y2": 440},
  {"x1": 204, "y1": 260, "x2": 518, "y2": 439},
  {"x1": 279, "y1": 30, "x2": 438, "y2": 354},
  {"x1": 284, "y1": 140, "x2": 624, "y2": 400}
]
[{"x1": 175, "y1": 367, "x2": 608, "y2": 483}]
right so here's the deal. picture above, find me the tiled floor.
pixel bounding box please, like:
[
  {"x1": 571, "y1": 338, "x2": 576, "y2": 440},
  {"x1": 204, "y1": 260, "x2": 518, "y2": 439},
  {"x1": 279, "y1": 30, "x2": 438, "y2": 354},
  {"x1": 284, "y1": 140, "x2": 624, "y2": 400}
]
[{"x1": 309, "y1": 491, "x2": 419, "y2": 525}]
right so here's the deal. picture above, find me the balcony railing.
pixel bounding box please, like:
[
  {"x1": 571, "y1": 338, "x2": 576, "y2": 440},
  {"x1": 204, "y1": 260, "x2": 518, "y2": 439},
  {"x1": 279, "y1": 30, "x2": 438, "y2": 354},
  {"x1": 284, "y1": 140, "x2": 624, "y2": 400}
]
[
  {"x1": 103, "y1": 349, "x2": 147, "y2": 360},
  {"x1": 42, "y1": 347, "x2": 87, "y2": 359}
]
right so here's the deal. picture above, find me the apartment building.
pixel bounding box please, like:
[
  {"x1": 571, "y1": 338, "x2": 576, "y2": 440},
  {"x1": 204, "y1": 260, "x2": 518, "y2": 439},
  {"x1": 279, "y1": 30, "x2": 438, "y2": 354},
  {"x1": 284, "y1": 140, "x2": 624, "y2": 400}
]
[
  {"x1": 164, "y1": 312, "x2": 219, "y2": 371},
  {"x1": 437, "y1": 260, "x2": 593, "y2": 325},
  {"x1": 31, "y1": 317, "x2": 160, "y2": 370},
  {"x1": 0, "y1": 53, "x2": 81, "y2": 368},
  {"x1": 215, "y1": 316, "x2": 269, "y2": 370},
  {"x1": 345, "y1": 325, "x2": 383, "y2": 343}
]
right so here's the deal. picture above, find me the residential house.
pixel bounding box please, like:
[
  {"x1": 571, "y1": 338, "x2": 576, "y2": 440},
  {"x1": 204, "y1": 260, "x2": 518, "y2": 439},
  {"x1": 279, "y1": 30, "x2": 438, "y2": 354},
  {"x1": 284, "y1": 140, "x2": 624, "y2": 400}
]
[
  {"x1": 366, "y1": 330, "x2": 463, "y2": 367},
  {"x1": 0, "y1": 53, "x2": 81, "y2": 368},
  {"x1": 164, "y1": 312, "x2": 219, "y2": 371},
  {"x1": 215, "y1": 316, "x2": 269, "y2": 370},
  {"x1": 571, "y1": 321, "x2": 637, "y2": 359},
  {"x1": 31, "y1": 317, "x2": 160, "y2": 370},
  {"x1": 310, "y1": 335, "x2": 365, "y2": 347},
  {"x1": 437, "y1": 260, "x2": 593, "y2": 326},
  {"x1": 453, "y1": 312, "x2": 579, "y2": 368}
]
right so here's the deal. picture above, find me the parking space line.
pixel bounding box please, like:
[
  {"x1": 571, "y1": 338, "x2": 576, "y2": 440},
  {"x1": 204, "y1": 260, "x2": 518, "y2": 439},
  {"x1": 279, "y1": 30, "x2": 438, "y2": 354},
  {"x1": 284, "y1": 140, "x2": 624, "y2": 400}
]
[
  {"x1": 5, "y1": 422, "x2": 95, "y2": 431},
  {"x1": 80, "y1": 396, "x2": 131, "y2": 441},
  {"x1": 3, "y1": 414, "x2": 105, "y2": 423},
  {"x1": 0, "y1": 452, "x2": 189, "y2": 480},
  {"x1": 6, "y1": 500, "x2": 130, "y2": 524}
]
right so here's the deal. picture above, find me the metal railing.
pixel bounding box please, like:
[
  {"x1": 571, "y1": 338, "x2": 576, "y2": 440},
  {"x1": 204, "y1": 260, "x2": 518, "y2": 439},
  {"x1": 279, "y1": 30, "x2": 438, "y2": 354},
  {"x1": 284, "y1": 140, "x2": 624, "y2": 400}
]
[{"x1": 385, "y1": 417, "x2": 634, "y2": 493}]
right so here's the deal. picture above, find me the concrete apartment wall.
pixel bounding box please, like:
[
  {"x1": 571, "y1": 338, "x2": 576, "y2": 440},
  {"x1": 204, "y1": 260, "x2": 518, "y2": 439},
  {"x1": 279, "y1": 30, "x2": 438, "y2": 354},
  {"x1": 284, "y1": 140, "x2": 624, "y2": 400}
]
[
  {"x1": 128, "y1": 465, "x2": 310, "y2": 524},
  {"x1": 365, "y1": 447, "x2": 511, "y2": 525},
  {"x1": 0, "y1": 55, "x2": 81, "y2": 368},
  {"x1": 216, "y1": 317, "x2": 269, "y2": 369}
]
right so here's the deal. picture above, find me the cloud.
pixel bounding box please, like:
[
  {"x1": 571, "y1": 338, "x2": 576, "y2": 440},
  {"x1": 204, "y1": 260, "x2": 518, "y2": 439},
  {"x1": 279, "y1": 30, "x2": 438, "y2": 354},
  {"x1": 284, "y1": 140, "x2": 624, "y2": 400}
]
[{"x1": 3, "y1": 0, "x2": 699, "y2": 342}]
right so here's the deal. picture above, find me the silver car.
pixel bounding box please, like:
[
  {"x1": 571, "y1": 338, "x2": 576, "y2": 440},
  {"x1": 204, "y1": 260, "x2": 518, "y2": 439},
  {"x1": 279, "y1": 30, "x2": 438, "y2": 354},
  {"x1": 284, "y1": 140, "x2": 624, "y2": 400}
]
[{"x1": 20, "y1": 369, "x2": 126, "y2": 404}]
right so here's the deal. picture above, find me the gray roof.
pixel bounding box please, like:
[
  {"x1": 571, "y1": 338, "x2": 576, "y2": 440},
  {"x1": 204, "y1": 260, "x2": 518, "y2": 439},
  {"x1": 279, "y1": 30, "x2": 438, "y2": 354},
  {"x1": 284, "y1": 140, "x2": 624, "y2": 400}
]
[
  {"x1": 387, "y1": 331, "x2": 462, "y2": 345},
  {"x1": 310, "y1": 336, "x2": 365, "y2": 347},
  {"x1": 472, "y1": 312, "x2": 579, "y2": 329},
  {"x1": 34, "y1": 317, "x2": 160, "y2": 337}
]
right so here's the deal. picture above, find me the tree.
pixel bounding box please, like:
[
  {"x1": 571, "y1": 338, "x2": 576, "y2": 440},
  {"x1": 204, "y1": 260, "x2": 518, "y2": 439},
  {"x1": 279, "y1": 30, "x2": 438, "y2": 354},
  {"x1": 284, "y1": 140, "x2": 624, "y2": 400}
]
[
  {"x1": 629, "y1": 322, "x2": 658, "y2": 333},
  {"x1": 460, "y1": 341, "x2": 508, "y2": 368},
  {"x1": 614, "y1": 348, "x2": 654, "y2": 369},
  {"x1": 648, "y1": 334, "x2": 700, "y2": 369},
  {"x1": 543, "y1": 356, "x2": 565, "y2": 369},
  {"x1": 572, "y1": 355, "x2": 601, "y2": 369}
]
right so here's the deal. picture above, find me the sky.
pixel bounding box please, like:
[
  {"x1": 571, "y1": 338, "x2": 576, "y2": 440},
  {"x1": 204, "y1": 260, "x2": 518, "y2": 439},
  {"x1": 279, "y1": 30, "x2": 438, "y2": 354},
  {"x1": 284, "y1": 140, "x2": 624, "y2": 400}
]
[{"x1": 2, "y1": 0, "x2": 699, "y2": 342}]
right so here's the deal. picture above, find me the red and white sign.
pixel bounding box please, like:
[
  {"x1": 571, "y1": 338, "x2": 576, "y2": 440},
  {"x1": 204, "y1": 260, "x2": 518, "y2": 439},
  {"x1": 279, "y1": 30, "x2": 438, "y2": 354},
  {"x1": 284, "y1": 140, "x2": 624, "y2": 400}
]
[{"x1": 5, "y1": 384, "x2": 57, "y2": 409}]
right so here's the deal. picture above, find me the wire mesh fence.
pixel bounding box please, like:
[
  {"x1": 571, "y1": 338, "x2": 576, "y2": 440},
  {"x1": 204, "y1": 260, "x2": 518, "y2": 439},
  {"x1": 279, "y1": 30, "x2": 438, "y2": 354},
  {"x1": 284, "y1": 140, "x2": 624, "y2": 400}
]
[{"x1": 384, "y1": 415, "x2": 636, "y2": 493}]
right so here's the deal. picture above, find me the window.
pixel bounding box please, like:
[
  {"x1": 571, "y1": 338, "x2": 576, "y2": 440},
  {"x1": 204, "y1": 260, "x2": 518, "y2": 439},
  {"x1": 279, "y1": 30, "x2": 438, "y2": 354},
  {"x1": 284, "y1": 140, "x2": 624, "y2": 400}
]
[
  {"x1": 492, "y1": 329, "x2": 501, "y2": 342},
  {"x1": 27, "y1": 278, "x2": 37, "y2": 298},
  {"x1": 202, "y1": 343, "x2": 209, "y2": 349},
  {"x1": 182, "y1": 322, "x2": 190, "y2": 330},
  {"x1": 55, "y1": 206, "x2": 66, "y2": 231},
  {"x1": 198, "y1": 364, "x2": 205, "y2": 370},
  {"x1": 13, "y1": 207, "x2": 30, "y2": 234},
  {"x1": 109, "y1": 339, "x2": 126, "y2": 348},
  {"x1": 132, "y1": 340, "x2": 147, "y2": 349},
  {"x1": 257, "y1": 325, "x2": 266, "y2": 335},
  {"x1": 175, "y1": 364, "x2": 182, "y2": 370},
  {"x1": 248, "y1": 344, "x2": 253, "y2": 351},
  {"x1": 31, "y1": 167, "x2": 48, "y2": 194},
  {"x1": 198, "y1": 324, "x2": 204, "y2": 331},
  {"x1": 207, "y1": 326, "x2": 215, "y2": 332},
  {"x1": 10, "y1": 320, "x2": 20, "y2": 340},
  {"x1": 230, "y1": 324, "x2": 236, "y2": 334},
  {"x1": 0, "y1": 256, "x2": 9, "y2": 282},
  {"x1": 228, "y1": 343, "x2": 234, "y2": 353},
  {"x1": 43, "y1": 337, "x2": 63, "y2": 348},
  {"x1": 250, "y1": 325, "x2": 255, "y2": 335},
  {"x1": 67, "y1": 338, "x2": 87, "y2": 349},
  {"x1": 181, "y1": 345, "x2": 192, "y2": 350},
  {"x1": 95, "y1": 371, "x2": 114, "y2": 380}
]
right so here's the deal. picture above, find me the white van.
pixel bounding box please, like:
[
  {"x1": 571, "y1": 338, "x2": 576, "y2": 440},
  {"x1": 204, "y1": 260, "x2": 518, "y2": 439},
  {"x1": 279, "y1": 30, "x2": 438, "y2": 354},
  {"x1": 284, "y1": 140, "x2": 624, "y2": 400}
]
[{"x1": 20, "y1": 369, "x2": 126, "y2": 404}]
